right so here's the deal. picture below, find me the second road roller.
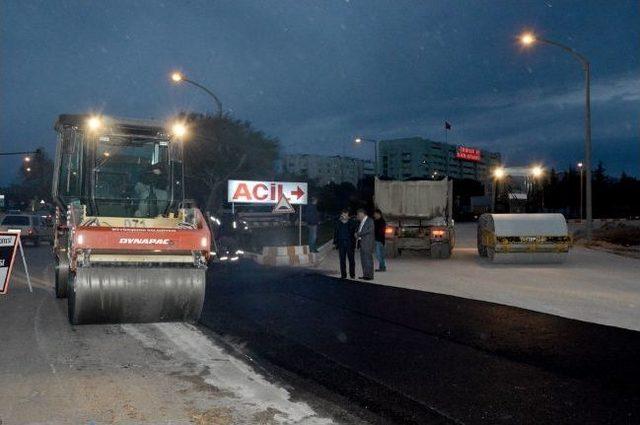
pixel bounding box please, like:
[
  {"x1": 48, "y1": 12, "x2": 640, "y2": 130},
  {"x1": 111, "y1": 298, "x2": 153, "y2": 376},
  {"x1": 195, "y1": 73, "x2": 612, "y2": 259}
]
[{"x1": 477, "y1": 165, "x2": 571, "y2": 264}]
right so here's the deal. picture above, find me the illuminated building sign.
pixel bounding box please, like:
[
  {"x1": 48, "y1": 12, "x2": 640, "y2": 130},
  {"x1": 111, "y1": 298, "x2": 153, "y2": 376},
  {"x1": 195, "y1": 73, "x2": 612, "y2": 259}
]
[{"x1": 455, "y1": 146, "x2": 482, "y2": 162}]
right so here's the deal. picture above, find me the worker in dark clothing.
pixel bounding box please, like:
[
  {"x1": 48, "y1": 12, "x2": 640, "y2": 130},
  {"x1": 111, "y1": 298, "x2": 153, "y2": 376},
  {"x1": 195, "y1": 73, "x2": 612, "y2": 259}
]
[
  {"x1": 333, "y1": 208, "x2": 357, "y2": 279},
  {"x1": 373, "y1": 208, "x2": 387, "y2": 271},
  {"x1": 306, "y1": 197, "x2": 320, "y2": 252}
]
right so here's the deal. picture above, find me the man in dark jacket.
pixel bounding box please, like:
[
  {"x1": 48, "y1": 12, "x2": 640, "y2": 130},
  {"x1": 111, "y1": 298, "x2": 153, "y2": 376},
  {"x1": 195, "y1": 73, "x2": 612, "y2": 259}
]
[
  {"x1": 333, "y1": 208, "x2": 356, "y2": 279},
  {"x1": 356, "y1": 208, "x2": 375, "y2": 280},
  {"x1": 373, "y1": 209, "x2": 387, "y2": 271},
  {"x1": 306, "y1": 197, "x2": 320, "y2": 252}
]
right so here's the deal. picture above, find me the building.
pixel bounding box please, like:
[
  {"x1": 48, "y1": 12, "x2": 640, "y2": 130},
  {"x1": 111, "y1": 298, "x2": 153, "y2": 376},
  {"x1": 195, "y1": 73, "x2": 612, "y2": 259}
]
[
  {"x1": 279, "y1": 154, "x2": 372, "y2": 186},
  {"x1": 378, "y1": 137, "x2": 501, "y2": 182}
]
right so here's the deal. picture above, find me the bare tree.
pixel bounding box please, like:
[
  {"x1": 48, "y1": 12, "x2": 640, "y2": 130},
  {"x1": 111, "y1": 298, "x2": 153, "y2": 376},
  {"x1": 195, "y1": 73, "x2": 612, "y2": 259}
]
[{"x1": 183, "y1": 113, "x2": 279, "y2": 213}]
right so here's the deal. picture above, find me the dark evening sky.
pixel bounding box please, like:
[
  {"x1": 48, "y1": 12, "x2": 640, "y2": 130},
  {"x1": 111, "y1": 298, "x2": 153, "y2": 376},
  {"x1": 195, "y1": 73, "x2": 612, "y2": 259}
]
[{"x1": 1, "y1": 0, "x2": 638, "y2": 183}]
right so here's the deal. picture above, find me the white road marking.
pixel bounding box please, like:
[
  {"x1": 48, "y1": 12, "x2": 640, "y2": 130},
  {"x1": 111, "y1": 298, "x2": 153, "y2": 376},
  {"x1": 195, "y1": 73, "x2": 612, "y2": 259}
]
[{"x1": 124, "y1": 323, "x2": 334, "y2": 424}]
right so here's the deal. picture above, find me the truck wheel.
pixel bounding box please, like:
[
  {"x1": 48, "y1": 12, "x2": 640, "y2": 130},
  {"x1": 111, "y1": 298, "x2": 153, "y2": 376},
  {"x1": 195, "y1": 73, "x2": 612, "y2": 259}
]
[{"x1": 54, "y1": 256, "x2": 69, "y2": 298}]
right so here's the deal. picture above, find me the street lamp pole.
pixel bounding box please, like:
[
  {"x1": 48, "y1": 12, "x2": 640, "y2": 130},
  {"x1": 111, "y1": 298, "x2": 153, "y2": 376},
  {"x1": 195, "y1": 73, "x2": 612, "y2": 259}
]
[
  {"x1": 578, "y1": 162, "x2": 584, "y2": 221},
  {"x1": 519, "y1": 33, "x2": 593, "y2": 240},
  {"x1": 171, "y1": 72, "x2": 223, "y2": 117},
  {"x1": 354, "y1": 137, "x2": 378, "y2": 176}
]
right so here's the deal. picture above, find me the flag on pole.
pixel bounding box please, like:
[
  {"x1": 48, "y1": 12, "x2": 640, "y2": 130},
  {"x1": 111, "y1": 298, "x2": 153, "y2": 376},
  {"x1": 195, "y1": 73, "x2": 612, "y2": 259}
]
[{"x1": 444, "y1": 121, "x2": 452, "y2": 130}]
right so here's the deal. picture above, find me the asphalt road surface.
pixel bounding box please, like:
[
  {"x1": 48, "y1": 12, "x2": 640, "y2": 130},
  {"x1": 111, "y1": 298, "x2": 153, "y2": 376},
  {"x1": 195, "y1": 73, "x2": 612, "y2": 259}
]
[
  {"x1": 203, "y1": 260, "x2": 640, "y2": 424},
  {"x1": 318, "y1": 222, "x2": 640, "y2": 331},
  {"x1": 3, "y1": 235, "x2": 640, "y2": 424},
  {"x1": 0, "y1": 245, "x2": 363, "y2": 425}
]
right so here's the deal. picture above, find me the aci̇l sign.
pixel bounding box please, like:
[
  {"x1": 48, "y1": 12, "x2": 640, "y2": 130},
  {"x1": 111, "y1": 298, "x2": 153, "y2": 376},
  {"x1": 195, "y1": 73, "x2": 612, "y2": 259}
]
[{"x1": 228, "y1": 180, "x2": 308, "y2": 205}]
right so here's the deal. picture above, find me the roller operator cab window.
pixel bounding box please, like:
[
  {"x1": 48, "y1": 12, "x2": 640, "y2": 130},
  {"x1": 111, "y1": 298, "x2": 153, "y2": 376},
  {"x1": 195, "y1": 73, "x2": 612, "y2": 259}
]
[{"x1": 93, "y1": 137, "x2": 172, "y2": 218}]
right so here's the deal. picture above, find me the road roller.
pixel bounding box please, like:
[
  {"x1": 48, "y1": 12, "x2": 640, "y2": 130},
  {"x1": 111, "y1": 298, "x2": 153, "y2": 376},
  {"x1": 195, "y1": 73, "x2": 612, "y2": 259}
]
[
  {"x1": 477, "y1": 166, "x2": 571, "y2": 263},
  {"x1": 52, "y1": 114, "x2": 211, "y2": 324},
  {"x1": 477, "y1": 213, "x2": 570, "y2": 263}
]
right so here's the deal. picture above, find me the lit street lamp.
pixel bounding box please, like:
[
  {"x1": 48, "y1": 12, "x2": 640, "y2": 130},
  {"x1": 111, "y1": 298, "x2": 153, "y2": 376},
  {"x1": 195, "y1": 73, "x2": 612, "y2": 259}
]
[
  {"x1": 577, "y1": 162, "x2": 584, "y2": 221},
  {"x1": 531, "y1": 165, "x2": 543, "y2": 178},
  {"x1": 170, "y1": 71, "x2": 223, "y2": 117},
  {"x1": 518, "y1": 31, "x2": 593, "y2": 239},
  {"x1": 354, "y1": 137, "x2": 379, "y2": 176}
]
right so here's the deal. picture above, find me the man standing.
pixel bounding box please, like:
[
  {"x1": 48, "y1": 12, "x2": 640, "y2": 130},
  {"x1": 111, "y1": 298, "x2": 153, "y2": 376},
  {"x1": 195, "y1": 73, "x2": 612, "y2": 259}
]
[
  {"x1": 306, "y1": 197, "x2": 319, "y2": 253},
  {"x1": 333, "y1": 208, "x2": 356, "y2": 279},
  {"x1": 373, "y1": 209, "x2": 387, "y2": 272},
  {"x1": 355, "y1": 208, "x2": 375, "y2": 280}
]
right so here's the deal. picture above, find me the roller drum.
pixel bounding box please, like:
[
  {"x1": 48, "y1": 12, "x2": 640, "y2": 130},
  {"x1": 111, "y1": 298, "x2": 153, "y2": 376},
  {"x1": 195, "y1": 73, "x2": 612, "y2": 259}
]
[
  {"x1": 68, "y1": 266, "x2": 205, "y2": 324},
  {"x1": 478, "y1": 213, "x2": 570, "y2": 264}
]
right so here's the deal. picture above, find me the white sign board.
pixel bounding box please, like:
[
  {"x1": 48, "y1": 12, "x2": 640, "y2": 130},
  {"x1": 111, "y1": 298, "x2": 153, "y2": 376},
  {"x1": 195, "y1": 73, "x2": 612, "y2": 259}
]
[
  {"x1": 0, "y1": 233, "x2": 19, "y2": 294},
  {"x1": 228, "y1": 180, "x2": 308, "y2": 205}
]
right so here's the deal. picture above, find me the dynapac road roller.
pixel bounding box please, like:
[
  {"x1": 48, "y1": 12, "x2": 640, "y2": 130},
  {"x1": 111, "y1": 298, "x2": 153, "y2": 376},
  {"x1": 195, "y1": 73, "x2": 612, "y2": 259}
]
[{"x1": 52, "y1": 114, "x2": 211, "y2": 324}]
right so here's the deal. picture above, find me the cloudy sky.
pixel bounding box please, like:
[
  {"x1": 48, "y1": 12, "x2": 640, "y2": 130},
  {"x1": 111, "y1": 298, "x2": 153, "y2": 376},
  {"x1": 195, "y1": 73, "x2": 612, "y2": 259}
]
[{"x1": 1, "y1": 0, "x2": 638, "y2": 183}]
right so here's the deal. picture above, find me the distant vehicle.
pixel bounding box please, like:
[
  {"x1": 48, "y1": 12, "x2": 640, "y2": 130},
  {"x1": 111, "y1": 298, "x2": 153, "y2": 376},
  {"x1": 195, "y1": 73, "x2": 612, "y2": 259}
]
[
  {"x1": 209, "y1": 212, "x2": 250, "y2": 261},
  {"x1": 0, "y1": 213, "x2": 53, "y2": 246},
  {"x1": 375, "y1": 178, "x2": 455, "y2": 259}
]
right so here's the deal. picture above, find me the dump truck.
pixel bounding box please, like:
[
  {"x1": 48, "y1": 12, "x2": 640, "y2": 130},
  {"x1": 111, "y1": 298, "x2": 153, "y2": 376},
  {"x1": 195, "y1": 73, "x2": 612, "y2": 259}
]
[
  {"x1": 477, "y1": 166, "x2": 570, "y2": 263},
  {"x1": 52, "y1": 114, "x2": 211, "y2": 324},
  {"x1": 375, "y1": 178, "x2": 454, "y2": 259}
]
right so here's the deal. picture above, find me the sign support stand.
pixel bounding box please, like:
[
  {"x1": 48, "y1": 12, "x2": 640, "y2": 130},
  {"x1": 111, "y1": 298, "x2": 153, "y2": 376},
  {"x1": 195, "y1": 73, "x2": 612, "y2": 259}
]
[
  {"x1": 298, "y1": 205, "x2": 302, "y2": 246},
  {"x1": 18, "y1": 238, "x2": 32, "y2": 293}
]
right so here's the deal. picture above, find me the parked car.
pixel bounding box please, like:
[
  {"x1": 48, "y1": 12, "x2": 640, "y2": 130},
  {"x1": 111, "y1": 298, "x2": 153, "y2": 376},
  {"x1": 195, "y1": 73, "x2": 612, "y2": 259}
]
[{"x1": 0, "y1": 213, "x2": 54, "y2": 246}]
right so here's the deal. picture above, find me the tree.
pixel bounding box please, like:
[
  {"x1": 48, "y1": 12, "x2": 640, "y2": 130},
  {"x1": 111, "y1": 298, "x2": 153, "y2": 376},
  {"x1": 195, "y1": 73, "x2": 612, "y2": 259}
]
[
  {"x1": 182, "y1": 113, "x2": 279, "y2": 213},
  {"x1": 11, "y1": 147, "x2": 54, "y2": 210}
]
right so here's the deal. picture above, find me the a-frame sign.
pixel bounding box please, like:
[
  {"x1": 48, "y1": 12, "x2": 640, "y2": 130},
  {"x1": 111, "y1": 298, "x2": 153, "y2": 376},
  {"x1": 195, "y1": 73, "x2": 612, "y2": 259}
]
[
  {"x1": 0, "y1": 232, "x2": 19, "y2": 294},
  {"x1": 272, "y1": 194, "x2": 295, "y2": 214}
]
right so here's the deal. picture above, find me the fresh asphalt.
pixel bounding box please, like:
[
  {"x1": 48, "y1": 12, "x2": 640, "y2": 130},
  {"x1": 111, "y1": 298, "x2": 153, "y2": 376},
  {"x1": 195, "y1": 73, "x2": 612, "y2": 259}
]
[{"x1": 201, "y1": 260, "x2": 640, "y2": 425}]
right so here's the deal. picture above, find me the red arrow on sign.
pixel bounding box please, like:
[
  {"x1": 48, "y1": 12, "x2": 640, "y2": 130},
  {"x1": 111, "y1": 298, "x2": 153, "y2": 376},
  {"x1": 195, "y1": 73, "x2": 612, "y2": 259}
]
[{"x1": 290, "y1": 186, "x2": 305, "y2": 200}]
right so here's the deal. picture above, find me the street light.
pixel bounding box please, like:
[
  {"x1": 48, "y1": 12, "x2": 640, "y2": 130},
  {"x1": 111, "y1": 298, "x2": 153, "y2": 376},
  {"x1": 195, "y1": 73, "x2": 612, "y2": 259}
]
[
  {"x1": 171, "y1": 122, "x2": 188, "y2": 139},
  {"x1": 87, "y1": 116, "x2": 102, "y2": 131},
  {"x1": 519, "y1": 32, "x2": 536, "y2": 46},
  {"x1": 353, "y1": 136, "x2": 378, "y2": 176},
  {"x1": 170, "y1": 71, "x2": 223, "y2": 117},
  {"x1": 531, "y1": 166, "x2": 543, "y2": 178},
  {"x1": 24, "y1": 156, "x2": 31, "y2": 162},
  {"x1": 518, "y1": 30, "x2": 593, "y2": 240}
]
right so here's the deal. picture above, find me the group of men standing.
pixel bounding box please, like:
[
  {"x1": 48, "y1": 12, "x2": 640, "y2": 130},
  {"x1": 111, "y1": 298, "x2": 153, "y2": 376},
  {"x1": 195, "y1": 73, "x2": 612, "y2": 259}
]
[{"x1": 333, "y1": 208, "x2": 387, "y2": 280}]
